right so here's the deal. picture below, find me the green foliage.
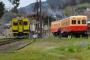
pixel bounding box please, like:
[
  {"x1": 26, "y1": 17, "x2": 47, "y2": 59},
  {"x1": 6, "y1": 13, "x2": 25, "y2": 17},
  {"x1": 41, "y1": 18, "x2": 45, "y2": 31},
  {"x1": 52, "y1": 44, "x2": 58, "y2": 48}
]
[
  {"x1": 76, "y1": 3, "x2": 90, "y2": 8},
  {"x1": 87, "y1": 45, "x2": 90, "y2": 50},
  {"x1": 66, "y1": 46, "x2": 80, "y2": 53},
  {"x1": 47, "y1": 0, "x2": 90, "y2": 9},
  {"x1": 64, "y1": 3, "x2": 90, "y2": 16},
  {"x1": 0, "y1": 2, "x2": 4, "y2": 18},
  {"x1": 53, "y1": 45, "x2": 81, "y2": 54},
  {"x1": 64, "y1": 6, "x2": 75, "y2": 16},
  {"x1": 75, "y1": 3, "x2": 90, "y2": 11}
]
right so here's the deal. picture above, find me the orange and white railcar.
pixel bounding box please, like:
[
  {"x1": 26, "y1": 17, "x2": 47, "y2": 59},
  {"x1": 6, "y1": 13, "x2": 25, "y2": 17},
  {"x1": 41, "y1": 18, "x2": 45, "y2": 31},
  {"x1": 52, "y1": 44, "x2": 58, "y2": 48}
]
[{"x1": 51, "y1": 15, "x2": 88, "y2": 37}]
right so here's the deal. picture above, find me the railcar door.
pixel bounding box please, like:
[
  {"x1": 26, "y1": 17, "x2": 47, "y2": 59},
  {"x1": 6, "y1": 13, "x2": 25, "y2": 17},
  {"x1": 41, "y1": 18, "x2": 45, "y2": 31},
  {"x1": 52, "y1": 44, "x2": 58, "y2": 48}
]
[{"x1": 18, "y1": 20, "x2": 23, "y2": 33}]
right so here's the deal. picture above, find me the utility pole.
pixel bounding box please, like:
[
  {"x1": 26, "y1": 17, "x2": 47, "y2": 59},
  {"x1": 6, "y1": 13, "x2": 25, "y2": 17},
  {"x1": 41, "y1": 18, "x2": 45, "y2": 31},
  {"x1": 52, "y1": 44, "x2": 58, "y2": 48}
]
[
  {"x1": 39, "y1": 0, "x2": 43, "y2": 38},
  {"x1": 48, "y1": 16, "x2": 50, "y2": 37},
  {"x1": 36, "y1": 0, "x2": 39, "y2": 33},
  {"x1": 35, "y1": 0, "x2": 42, "y2": 38},
  {"x1": 36, "y1": 0, "x2": 39, "y2": 19}
]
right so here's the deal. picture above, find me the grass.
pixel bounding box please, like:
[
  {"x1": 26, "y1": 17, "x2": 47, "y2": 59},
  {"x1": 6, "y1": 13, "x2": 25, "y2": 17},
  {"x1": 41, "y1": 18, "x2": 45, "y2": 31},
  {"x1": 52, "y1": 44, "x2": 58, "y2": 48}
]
[{"x1": 0, "y1": 37, "x2": 90, "y2": 60}]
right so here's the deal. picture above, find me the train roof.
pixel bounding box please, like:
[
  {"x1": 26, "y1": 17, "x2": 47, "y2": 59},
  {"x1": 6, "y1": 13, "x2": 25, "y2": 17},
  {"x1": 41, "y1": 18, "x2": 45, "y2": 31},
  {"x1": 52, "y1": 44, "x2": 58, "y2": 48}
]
[
  {"x1": 51, "y1": 20, "x2": 61, "y2": 24},
  {"x1": 51, "y1": 15, "x2": 87, "y2": 24},
  {"x1": 61, "y1": 15, "x2": 87, "y2": 20},
  {"x1": 70, "y1": 15, "x2": 87, "y2": 18}
]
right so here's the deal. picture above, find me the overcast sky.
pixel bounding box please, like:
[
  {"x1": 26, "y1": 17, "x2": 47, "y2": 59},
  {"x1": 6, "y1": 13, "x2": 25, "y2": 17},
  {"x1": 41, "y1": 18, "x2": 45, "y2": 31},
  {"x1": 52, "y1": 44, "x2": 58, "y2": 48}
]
[{"x1": 1, "y1": 0, "x2": 46, "y2": 10}]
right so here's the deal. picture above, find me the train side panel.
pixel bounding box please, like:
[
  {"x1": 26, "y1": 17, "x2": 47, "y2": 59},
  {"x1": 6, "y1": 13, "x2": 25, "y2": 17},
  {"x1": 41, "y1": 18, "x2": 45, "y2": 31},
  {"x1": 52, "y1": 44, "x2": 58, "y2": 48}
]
[
  {"x1": 61, "y1": 16, "x2": 88, "y2": 37},
  {"x1": 69, "y1": 16, "x2": 87, "y2": 32},
  {"x1": 23, "y1": 18, "x2": 30, "y2": 35},
  {"x1": 61, "y1": 18, "x2": 70, "y2": 32},
  {"x1": 12, "y1": 18, "x2": 18, "y2": 36},
  {"x1": 61, "y1": 16, "x2": 87, "y2": 32}
]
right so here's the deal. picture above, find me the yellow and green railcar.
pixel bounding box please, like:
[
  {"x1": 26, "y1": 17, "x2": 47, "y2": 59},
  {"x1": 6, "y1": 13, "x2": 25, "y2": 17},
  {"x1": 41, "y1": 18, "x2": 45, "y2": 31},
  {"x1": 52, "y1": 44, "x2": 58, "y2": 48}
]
[{"x1": 12, "y1": 17, "x2": 30, "y2": 37}]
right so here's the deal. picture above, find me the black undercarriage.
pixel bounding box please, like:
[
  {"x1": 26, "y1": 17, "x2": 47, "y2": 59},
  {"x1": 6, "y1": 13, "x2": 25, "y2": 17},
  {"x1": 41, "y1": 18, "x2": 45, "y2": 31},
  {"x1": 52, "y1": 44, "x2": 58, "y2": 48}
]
[{"x1": 53, "y1": 31, "x2": 88, "y2": 38}]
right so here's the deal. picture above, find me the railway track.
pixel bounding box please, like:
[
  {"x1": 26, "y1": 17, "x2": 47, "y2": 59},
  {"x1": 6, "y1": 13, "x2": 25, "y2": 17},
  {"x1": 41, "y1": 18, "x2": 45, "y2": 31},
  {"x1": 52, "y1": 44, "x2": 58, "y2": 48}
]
[
  {"x1": 0, "y1": 38, "x2": 21, "y2": 46},
  {"x1": 0, "y1": 38, "x2": 35, "y2": 52}
]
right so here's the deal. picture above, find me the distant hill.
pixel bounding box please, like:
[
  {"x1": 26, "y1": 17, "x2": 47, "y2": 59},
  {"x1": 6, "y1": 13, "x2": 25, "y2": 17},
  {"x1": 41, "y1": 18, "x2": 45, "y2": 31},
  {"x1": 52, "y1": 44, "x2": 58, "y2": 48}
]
[
  {"x1": 47, "y1": 0, "x2": 90, "y2": 7},
  {"x1": 19, "y1": 0, "x2": 90, "y2": 19},
  {"x1": 2, "y1": 0, "x2": 90, "y2": 24},
  {"x1": 19, "y1": 1, "x2": 64, "y2": 19}
]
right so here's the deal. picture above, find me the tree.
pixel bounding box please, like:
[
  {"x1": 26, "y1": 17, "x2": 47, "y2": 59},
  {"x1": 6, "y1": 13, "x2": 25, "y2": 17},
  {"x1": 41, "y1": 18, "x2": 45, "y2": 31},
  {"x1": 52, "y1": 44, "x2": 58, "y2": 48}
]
[
  {"x1": 8, "y1": 0, "x2": 20, "y2": 13},
  {"x1": 0, "y1": 2, "x2": 4, "y2": 18}
]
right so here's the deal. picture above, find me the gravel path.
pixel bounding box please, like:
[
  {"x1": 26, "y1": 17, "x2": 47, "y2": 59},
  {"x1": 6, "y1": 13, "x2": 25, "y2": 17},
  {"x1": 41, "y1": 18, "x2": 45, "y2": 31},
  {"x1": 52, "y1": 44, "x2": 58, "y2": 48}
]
[{"x1": 0, "y1": 40, "x2": 32, "y2": 52}]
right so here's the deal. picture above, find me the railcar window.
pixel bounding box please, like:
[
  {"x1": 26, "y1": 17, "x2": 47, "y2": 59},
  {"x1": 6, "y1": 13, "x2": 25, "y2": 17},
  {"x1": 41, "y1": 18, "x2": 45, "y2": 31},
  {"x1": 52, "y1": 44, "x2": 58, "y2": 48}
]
[
  {"x1": 72, "y1": 20, "x2": 76, "y2": 24},
  {"x1": 23, "y1": 22, "x2": 28, "y2": 25},
  {"x1": 78, "y1": 20, "x2": 80, "y2": 24},
  {"x1": 19, "y1": 22, "x2": 22, "y2": 25},
  {"x1": 13, "y1": 22, "x2": 18, "y2": 25},
  {"x1": 82, "y1": 20, "x2": 86, "y2": 24}
]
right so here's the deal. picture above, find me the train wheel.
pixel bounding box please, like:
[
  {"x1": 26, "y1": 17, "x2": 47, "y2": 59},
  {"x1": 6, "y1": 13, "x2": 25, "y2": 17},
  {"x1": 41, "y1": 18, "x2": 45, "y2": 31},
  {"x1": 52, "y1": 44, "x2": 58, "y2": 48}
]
[
  {"x1": 82, "y1": 34, "x2": 88, "y2": 38},
  {"x1": 62, "y1": 32, "x2": 68, "y2": 38},
  {"x1": 74, "y1": 34, "x2": 80, "y2": 38},
  {"x1": 59, "y1": 33, "x2": 62, "y2": 38},
  {"x1": 53, "y1": 32, "x2": 58, "y2": 36}
]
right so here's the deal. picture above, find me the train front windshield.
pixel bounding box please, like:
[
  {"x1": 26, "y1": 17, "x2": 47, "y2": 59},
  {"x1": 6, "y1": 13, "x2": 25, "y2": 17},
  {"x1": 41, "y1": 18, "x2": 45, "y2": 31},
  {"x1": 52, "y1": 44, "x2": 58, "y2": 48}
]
[{"x1": 19, "y1": 21, "x2": 23, "y2": 25}]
